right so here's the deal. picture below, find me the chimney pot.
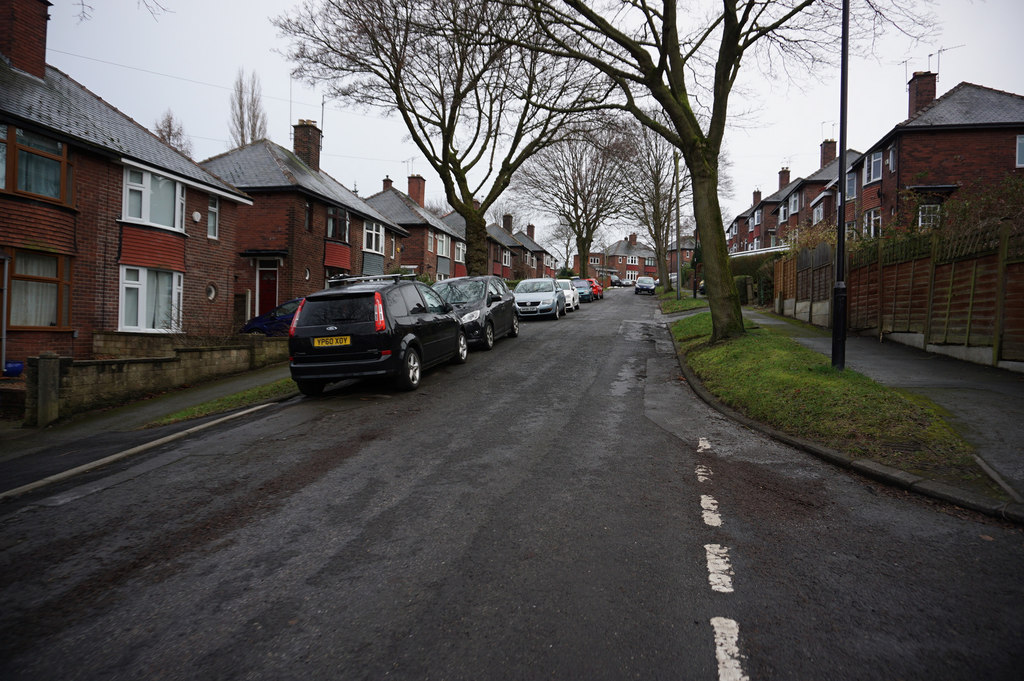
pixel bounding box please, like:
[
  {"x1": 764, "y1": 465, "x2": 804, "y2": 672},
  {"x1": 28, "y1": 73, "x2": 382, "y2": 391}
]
[
  {"x1": 779, "y1": 167, "x2": 790, "y2": 190},
  {"x1": 383, "y1": 176, "x2": 393, "y2": 191},
  {"x1": 753, "y1": 189, "x2": 762, "y2": 206}
]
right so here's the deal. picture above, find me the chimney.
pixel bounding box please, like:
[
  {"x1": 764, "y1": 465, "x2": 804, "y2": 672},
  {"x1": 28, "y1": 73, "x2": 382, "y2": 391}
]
[
  {"x1": 820, "y1": 139, "x2": 837, "y2": 168},
  {"x1": 908, "y1": 71, "x2": 937, "y2": 117},
  {"x1": 382, "y1": 176, "x2": 393, "y2": 191},
  {"x1": 1, "y1": 0, "x2": 50, "y2": 79},
  {"x1": 779, "y1": 167, "x2": 790, "y2": 190},
  {"x1": 753, "y1": 189, "x2": 762, "y2": 206},
  {"x1": 407, "y1": 174, "x2": 425, "y2": 207},
  {"x1": 502, "y1": 214, "x2": 513, "y2": 233},
  {"x1": 629, "y1": 233, "x2": 637, "y2": 247},
  {"x1": 527, "y1": 224, "x2": 535, "y2": 239},
  {"x1": 293, "y1": 119, "x2": 321, "y2": 171}
]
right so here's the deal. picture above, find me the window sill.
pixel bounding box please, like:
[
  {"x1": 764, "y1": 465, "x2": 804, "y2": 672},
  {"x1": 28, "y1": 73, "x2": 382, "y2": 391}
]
[{"x1": 119, "y1": 219, "x2": 187, "y2": 235}]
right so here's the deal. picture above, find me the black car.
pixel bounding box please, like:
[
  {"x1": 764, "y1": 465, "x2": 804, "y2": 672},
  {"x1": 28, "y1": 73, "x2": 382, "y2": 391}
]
[
  {"x1": 433, "y1": 275, "x2": 519, "y2": 350},
  {"x1": 288, "y1": 274, "x2": 467, "y2": 394}
]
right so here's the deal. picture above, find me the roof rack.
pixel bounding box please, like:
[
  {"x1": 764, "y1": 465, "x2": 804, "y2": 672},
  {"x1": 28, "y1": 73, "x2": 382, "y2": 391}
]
[{"x1": 327, "y1": 273, "x2": 416, "y2": 288}]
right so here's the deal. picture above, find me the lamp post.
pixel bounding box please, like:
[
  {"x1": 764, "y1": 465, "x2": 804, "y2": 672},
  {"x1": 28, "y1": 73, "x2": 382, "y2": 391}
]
[{"x1": 832, "y1": 0, "x2": 850, "y2": 370}]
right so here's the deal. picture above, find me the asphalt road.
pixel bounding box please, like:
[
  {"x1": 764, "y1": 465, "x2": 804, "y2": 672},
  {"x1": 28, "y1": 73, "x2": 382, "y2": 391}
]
[{"x1": 1, "y1": 291, "x2": 1022, "y2": 680}]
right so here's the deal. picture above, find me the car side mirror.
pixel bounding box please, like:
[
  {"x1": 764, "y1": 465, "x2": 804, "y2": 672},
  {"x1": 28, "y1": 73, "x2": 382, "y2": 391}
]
[{"x1": 488, "y1": 293, "x2": 501, "y2": 304}]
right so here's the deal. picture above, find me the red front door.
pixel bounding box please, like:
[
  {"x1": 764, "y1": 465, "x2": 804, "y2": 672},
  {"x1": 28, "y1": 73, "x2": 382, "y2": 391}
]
[{"x1": 258, "y1": 268, "x2": 278, "y2": 315}]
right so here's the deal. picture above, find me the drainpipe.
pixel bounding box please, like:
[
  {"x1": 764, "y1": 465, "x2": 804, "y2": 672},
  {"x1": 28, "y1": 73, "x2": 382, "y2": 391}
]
[{"x1": 1, "y1": 254, "x2": 9, "y2": 373}]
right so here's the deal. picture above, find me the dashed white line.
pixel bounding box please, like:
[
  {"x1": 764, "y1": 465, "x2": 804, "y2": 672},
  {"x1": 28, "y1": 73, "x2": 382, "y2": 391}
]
[
  {"x1": 696, "y1": 464, "x2": 713, "y2": 482},
  {"x1": 710, "y1": 617, "x2": 750, "y2": 681},
  {"x1": 701, "y1": 495, "x2": 722, "y2": 527},
  {"x1": 704, "y1": 543, "x2": 734, "y2": 593},
  {"x1": 697, "y1": 437, "x2": 712, "y2": 452}
]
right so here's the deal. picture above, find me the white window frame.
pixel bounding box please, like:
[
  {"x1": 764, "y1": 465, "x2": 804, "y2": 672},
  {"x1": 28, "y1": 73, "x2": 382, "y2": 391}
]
[
  {"x1": 846, "y1": 171, "x2": 857, "y2": 200},
  {"x1": 207, "y1": 196, "x2": 219, "y2": 239},
  {"x1": 436, "y1": 232, "x2": 450, "y2": 258},
  {"x1": 779, "y1": 204, "x2": 788, "y2": 222},
  {"x1": 812, "y1": 204, "x2": 824, "y2": 225},
  {"x1": 502, "y1": 249, "x2": 511, "y2": 267},
  {"x1": 888, "y1": 145, "x2": 897, "y2": 173},
  {"x1": 1017, "y1": 135, "x2": 1024, "y2": 168},
  {"x1": 119, "y1": 265, "x2": 183, "y2": 332},
  {"x1": 123, "y1": 167, "x2": 185, "y2": 232},
  {"x1": 589, "y1": 256, "x2": 600, "y2": 265},
  {"x1": 455, "y1": 241, "x2": 466, "y2": 263},
  {"x1": 754, "y1": 209, "x2": 762, "y2": 226},
  {"x1": 863, "y1": 152, "x2": 883, "y2": 184},
  {"x1": 863, "y1": 208, "x2": 882, "y2": 238},
  {"x1": 363, "y1": 222, "x2": 385, "y2": 254},
  {"x1": 427, "y1": 230, "x2": 434, "y2": 253},
  {"x1": 918, "y1": 204, "x2": 941, "y2": 229},
  {"x1": 626, "y1": 255, "x2": 638, "y2": 265}
]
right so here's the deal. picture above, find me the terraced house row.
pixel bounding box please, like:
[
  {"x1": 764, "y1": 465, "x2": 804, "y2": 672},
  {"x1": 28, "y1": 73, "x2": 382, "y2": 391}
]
[
  {"x1": 0, "y1": 0, "x2": 556, "y2": 383},
  {"x1": 728, "y1": 71, "x2": 1024, "y2": 252}
]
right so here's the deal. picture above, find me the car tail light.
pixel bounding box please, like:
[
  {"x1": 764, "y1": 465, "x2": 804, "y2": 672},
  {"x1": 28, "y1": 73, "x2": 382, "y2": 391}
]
[
  {"x1": 288, "y1": 298, "x2": 306, "y2": 338},
  {"x1": 374, "y1": 292, "x2": 386, "y2": 332}
]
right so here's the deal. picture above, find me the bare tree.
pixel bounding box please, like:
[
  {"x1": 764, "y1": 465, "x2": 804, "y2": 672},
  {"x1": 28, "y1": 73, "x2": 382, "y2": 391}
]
[
  {"x1": 507, "y1": 0, "x2": 934, "y2": 341},
  {"x1": 620, "y1": 117, "x2": 687, "y2": 291},
  {"x1": 274, "y1": 0, "x2": 609, "y2": 275},
  {"x1": 228, "y1": 69, "x2": 269, "y2": 148},
  {"x1": 544, "y1": 218, "x2": 578, "y2": 274},
  {"x1": 75, "y1": 1, "x2": 170, "y2": 22},
  {"x1": 511, "y1": 128, "x2": 627, "y2": 278},
  {"x1": 153, "y1": 109, "x2": 194, "y2": 158}
]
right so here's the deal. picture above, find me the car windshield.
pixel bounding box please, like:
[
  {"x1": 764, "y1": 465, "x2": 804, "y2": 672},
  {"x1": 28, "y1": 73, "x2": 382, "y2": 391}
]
[
  {"x1": 299, "y1": 295, "x2": 374, "y2": 325},
  {"x1": 557, "y1": 281, "x2": 572, "y2": 290},
  {"x1": 515, "y1": 280, "x2": 554, "y2": 293},
  {"x1": 637, "y1": 277, "x2": 655, "y2": 285},
  {"x1": 573, "y1": 281, "x2": 589, "y2": 289},
  {"x1": 434, "y1": 280, "x2": 485, "y2": 304}
]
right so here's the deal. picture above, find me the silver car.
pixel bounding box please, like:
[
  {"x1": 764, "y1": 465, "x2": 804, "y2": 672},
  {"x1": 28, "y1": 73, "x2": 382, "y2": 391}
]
[
  {"x1": 514, "y1": 278, "x2": 566, "y2": 319},
  {"x1": 556, "y1": 278, "x2": 580, "y2": 311}
]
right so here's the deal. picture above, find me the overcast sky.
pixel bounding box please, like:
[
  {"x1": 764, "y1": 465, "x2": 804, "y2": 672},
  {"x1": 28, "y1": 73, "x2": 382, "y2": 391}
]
[{"x1": 45, "y1": 0, "x2": 1023, "y2": 248}]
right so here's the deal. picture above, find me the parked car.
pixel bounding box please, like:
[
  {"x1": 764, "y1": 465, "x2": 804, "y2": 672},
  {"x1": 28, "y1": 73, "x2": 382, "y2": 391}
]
[
  {"x1": 609, "y1": 274, "x2": 624, "y2": 287},
  {"x1": 241, "y1": 297, "x2": 303, "y2": 336},
  {"x1": 556, "y1": 278, "x2": 581, "y2": 311},
  {"x1": 586, "y1": 277, "x2": 604, "y2": 299},
  {"x1": 288, "y1": 274, "x2": 467, "y2": 394},
  {"x1": 572, "y1": 279, "x2": 594, "y2": 303},
  {"x1": 634, "y1": 276, "x2": 657, "y2": 295},
  {"x1": 433, "y1": 275, "x2": 519, "y2": 350},
  {"x1": 514, "y1": 278, "x2": 566, "y2": 319}
]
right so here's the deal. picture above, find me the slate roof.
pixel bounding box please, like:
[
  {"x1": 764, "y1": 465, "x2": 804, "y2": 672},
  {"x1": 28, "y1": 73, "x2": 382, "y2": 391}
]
[
  {"x1": 0, "y1": 61, "x2": 247, "y2": 200},
  {"x1": 202, "y1": 140, "x2": 404, "y2": 233},
  {"x1": 366, "y1": 188, "x2": 462, "y2": 241},
  {"x1": 512, "y1": 230, "x2": 550, "y2": 256},
  {"x1": 774, "y1": 150, "x2": 861, "y2": 213},
  {"x1": 606, "y1": 237, "x2": 656, "y2": 259},
  {"x1": 486, "y1": 223, "x2": 524, "y2": 250},
  {"x1": 903, "y1": 82, "x2": 1024, "y2": 129}
]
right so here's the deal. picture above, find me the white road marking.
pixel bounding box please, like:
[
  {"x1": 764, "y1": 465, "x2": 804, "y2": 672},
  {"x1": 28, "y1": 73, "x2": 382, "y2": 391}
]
[
  {"x1": 704, "y1": 544, "x2": 734, "y2": 593},
  {"x1": 696, "y1": 464, "x2": 713, "y2": 482},
  {"x1": 701, "y1": 495, "x2": 722, "y2": 527},
  {"x1": 710, "y1": 617, "x2": 749, "y2": 681},
  {"x1": 697, "y1": 437, "x2": 712, "y2": 452}
]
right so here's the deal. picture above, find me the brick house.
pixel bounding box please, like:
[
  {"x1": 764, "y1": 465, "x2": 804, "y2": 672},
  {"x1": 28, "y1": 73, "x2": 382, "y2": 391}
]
[
  {"x1": 571, "y1": 250, "x2": 607, "y2": 277},
  {"x1": 666, "y1": 236, "x2": 696, "y2": 275},
  {"x1": 1, "y1": 0, "x2": 251, "y2": 369},
  {"x1": 366, "y1": 175, "x2": 467, "y2": 281},
  {"x1": 773, "y1": 143, "x2": 861, "y2": 240},
  {"x1": 845, "y1": 72, "x2": 1024, "y2": 237},
  {"x1": 201, "y1": 121, "x2": 406, "y2": 323},
  {"x1": 443, "y1": 211, "x2": 521, "y2": 279},
  {"x1": 728, "y1": 168, "x2": 799, "y2": 253},
  {"x1": 512, "y1": 225, "x2": 556, "y2": 279},
  {"x1": 604, "y1": 233, "x2": 659, "y2": 282}
]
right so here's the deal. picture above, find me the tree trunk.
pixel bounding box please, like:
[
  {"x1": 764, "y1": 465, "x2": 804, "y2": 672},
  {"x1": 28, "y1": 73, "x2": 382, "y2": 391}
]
[
  {"x1": 465, "y1": 211, "x2": 488, "y2": 276},
  {"x1": 691, "y1": 171, "x2": 744, "y2": 341}
]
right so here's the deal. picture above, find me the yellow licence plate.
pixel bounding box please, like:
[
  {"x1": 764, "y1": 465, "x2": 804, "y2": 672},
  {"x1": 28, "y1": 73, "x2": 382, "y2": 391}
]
[{"x1": 313, "y1": 336, "x2": 351, "y2": 347}]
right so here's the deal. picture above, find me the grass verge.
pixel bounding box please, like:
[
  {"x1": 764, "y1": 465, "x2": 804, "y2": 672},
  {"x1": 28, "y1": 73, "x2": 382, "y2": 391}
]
[
  {"x1": 671, "y1": 311, "x2": 1007, "y2": 500},
  {"x1": 145, "y1": 378, "x2": 297, "y2": 428},
  {"x1": 658, "y1": 289, "x2": 709, "y2": 314}
]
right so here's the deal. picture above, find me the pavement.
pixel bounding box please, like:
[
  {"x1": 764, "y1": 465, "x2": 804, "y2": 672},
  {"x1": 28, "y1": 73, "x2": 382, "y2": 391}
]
[{"x1": 2, "y1": 313, "x2": 1023, "y2": 524}]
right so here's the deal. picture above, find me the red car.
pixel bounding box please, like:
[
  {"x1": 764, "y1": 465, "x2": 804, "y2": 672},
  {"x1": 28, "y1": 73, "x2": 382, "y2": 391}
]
[{"x1": 586, "y1": 277, "x2": 604, "y2": 300}]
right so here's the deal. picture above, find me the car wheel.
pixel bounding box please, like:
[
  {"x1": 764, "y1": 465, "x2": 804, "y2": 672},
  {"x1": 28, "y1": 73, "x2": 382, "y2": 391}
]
[
  {"x1": 508, "y1": 314, "x2": 520, "y2": 338},
  {"x1": 295, "y1": 379, "x2": 325, "y2": 396},
  {"x1": 452, "y1": 330, "x2": 469, "y2": 364},
  {"x1": 483, "y1": 321, "x2": 495, "y2": 350},
  {"x1": 396, "y1": 347, "x2": 421, "y2": 391},
  {"x1": 552, "y1": 303, "x2": 561, "y2": 320}
]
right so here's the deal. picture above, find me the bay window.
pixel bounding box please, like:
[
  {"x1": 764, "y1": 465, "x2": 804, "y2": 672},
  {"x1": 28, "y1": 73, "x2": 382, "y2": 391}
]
[
  {"x1": 120, "y1": 266, "x2": 183, "y2": 331},
  {"x1": 124, "y1": 167, "x2": 185, "y2": 231},
  {"x1": 1, "y1": 124, "x2": 74, "y2": 204},
  {"x1": 9, "y1": 250, "x2": 72, "y2": 328}
]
